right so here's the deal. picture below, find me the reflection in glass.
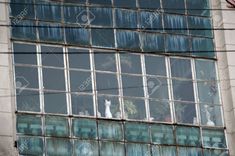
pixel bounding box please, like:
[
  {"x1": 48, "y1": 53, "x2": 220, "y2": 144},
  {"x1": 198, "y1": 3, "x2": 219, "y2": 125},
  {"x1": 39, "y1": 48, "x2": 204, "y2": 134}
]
[
  {"x1": 178, "y1": 147, "x2": 202, "y2": 156},
  {"x1": 68, "y1": 48, "x2": 90, "y2": 69},
  {"x1": 11, "y1": 0, "x2": 35, "y2": 19},
  {"x1": 117, "y1": 30, "x2": 141, "y2": 50},
  {"x1": 172, "y1": 80, "x2": 195, "y2": 102},
  {"x1": 90, "y1": 7, "x2": 113, "y2": 26},
  {"x1": 64, "y1": 6, "x2": 86, "y2": 23},
  {"x1": 46, "y1": 138, "x2": 72, "y2": 156},
  {"x1": 202, "y1": 129, "x2": 227, "y2": 148},
  {"x1": 36, "y1": 1, "x2": 61, "y2": 21},
  {"x1": 43, "y1": 68, "x2": 65, "y2": 90},
  {"x1": 203, "y1": 149, "x2": 229, "y2": 156},
  {"x1": 141, "y1": 33, "x2": 164, "y2": 51},
  {"x1": 147, "y1": 77, "x2": 168, "y2": 100},
  {"x1": 195, "y1": 60, "x2": 216, "y2": 81},
  {"x1": 41, "y1": 46, "x2": 64, "y2": 67},
  {"x1": 45, "y1": 116, "x2": 69, "y2": 137},
  {"x1": 151, "y1": 124, "x2": 174, "y2": 145},
  {"x1": 96, "y1": 72, "x2": 118, "y2": 95},
  {"x1": 200, "y1": 104, "x2": 223, "y2": 126},
  {"x1": 170, "y1": 58, "x2": 192, "y2": 79},
  {"x1": 114, "y1": 0, "x2": 136, "y2": 8},
  {"x1": 70, "y1": 70, "x2": 92, "y2": 93},
  {"x1": 120, "y1": 54, "x2": 141, "y2": 74},
  {"x1": 94, "y1": 52, "x2": 116, "y2": 72},
  {"x1": 126, "y1": 143, "x2": 150, "y2": 156},
  {"x1": 44, "y1": 92, "x2": 67, "y2": 114},
  {"x1": 124, "y1": 98, "x2": 146, "y2": 120},
  {"x1": 187, "y1": 0, "x2": 210, "y2": 16},
  {"x1": 12, "y1": 20, "x2": 36, "y2": 40},
  {"x1": 166, "y1": 35, "x2": 189, "y2": 53},
  {"x1": 71, "y1": 94, "x2": 94, "y2": 116},
  {"x1": 176, "y1": 126, "x2": 200, "y2": 147},
  {"x1": 162, "y1": 0, "x2": 185, "y2": 14},
  {"x1": 115, "y1": 9, "x2": 137, "y2": 28},
  {"x1": 192, "y1": 38, "x2": 214, "y2": 58},
  {"x1": 145, "y1": 56, "x2": 166, "y2": 76},
  {"x1": 18, "y1": 137, "x2": 43, "y2": 155},
  {"x1": 100, "y1": 142, "x2": 124, "y2": 156},
  {"x1": 138, "y1": 0, "x2": 160, "y2": 9},
  {"x1": 74, "y1": 140, "x2": 99, "y2": 156},
  {"x1": 175, "y1": 102, "x2": 197, "y2": 124},
  {"x1": 17, "y1": 115, "x2": 42, "y2": 135},
  {"x1": 91, "y1": 29, "x2": 115, "y2": 48},
  {"x1": 66, "y1": 27, "x2": 90, "y2": 46},
  {"x1": 152, "y1": 146, "x2": 176, "y2": 156},
  {"x1": 122, "y1": 75, "x2": 144, "y2": 97},
  {"x1": 38, "y1": 22, "x2": 63, "y2": 42},
  {"x1": 98, "y1": 121, "x2": 123, "y2": 141},
  {"x1": 89, "y1": 0, "x2": 112, "y2": 6},
  {"x1": 149, "y1": 100, "x2": 171, "y2": 122},
  {"x1": 164, "y1": 14, "x2": 187, "y2": 34}
]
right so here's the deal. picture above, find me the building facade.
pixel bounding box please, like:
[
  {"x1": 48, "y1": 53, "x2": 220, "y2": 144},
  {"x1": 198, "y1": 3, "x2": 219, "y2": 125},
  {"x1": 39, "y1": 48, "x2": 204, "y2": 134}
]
[{"x1": 0, "y1": 0, "x2": 235, "y2": 155}]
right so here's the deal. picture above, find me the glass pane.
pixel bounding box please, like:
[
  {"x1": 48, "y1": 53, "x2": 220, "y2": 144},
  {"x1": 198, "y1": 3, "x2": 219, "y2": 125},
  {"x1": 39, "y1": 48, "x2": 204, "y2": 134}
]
[
  {"x1": 100, "y1": 142, "x2": 125, "y2": 156},
  {"x1": 12, "y1": 20, "x2": 36, "y2": 40},
  {"x1": 16, "y1": 90, "x2": 40, "y2": 112},
  {"x1": 124, "y1": 98, "x2": 146, "y2": 120},
  {"x1": 41, "y1": 45, "x2": 64, "y2": 67},
  {"x1": 91, "y1": 29, "x2": 115, "y2": 48},
  {"x1": 13, "y1": 43, "x2": 37, "y2": 65},
  {"x1": 10, "y1": 0, "x2": 35, "y2": 19},
  {"x1": 66, "y1": 27, "x2": 90, "y2": 45},
  {"x1": 162, "y1": 0, "x2": 185, "y2": 14},
  {"x1": 89, "y1": 0, "x2": 112, "y2": 6},
  {"x1": 114, "y1": 0, "x2": 136, "y2": 8},
  {"x1": 36, "y1": 1, "x2": 61, "y2": 21},
  {"x1": 170, "y1": 58, "x2": 192, "y2": 79},
  {"x1": 115, "y1": 9, "x2": 137, "y2": 28},
  {"x1": 178, "y1": 147, "x2": 202, "y2": 156},
  {"x1": 72, "y1": 118, "x2": 97, "y2": 139},
  {"x1": 98, "y1": 121, "x2": 123, "y2": 141},
  {"x1": 68, "y1": 48, "x2": 90, "y2": 69},
  {"x1": 70, "y1": 70, "x2": 92, "y2": 93},
  {"x1": 145, "y1": 56, "x2": 166, "y2": 76},
  {"x1": 141, "y1": 33, "x2": 164, "y2": 51},
  {"x1": 96, "y1": 72, "x2": 118, "y2": 95},
  {"x1": 46, "y1": 138, "x2": 72, "y2": 156},
  {"x1": 116, "y1": 30, "x2": 140, "y2": 51},
  {"x1": 17, "y1": 115, "x2": 42, "y2": 135},
  {"x1": 175, "y1": 102, "x2": 197, "y2": 124},
  {"x1": 90, "y1": 7, "x2": 113, "y2": 26},
  {"x1": 44, "y1": 92, "x2": 67, "y2": 114},
  {"x1": 147, "y1": 77, "x2": 168, "y2": 100},
  {"x1": 45, "y1": 116, "x2": 69, "y2": 137},
  {"x1": 172, "y1": 80, "x2": 195, "y2": 102},
  {"x1": 64, "y1": 6, "x2": 86, "y2": 24},
  {"x1": 15, "y1": 66, "x2": 38, "y2": 89},
  {"x1": 164, "y1": 14, "x2": 187, "y2": 34},
  {"x1": 203, "y1": 149, "x2": 229, "y2": 156},
  {"x1": 151, "y1": 124, "x2": 174, "y2": 145},
  {"x1": 43, "y1": 68, "x2": 65, "y2": 90},
  {"x1": 149, "y1": 100, "x2": 171, "y2": 122},
  {"x1": 38, "y1": 22, "x2": 63, "y2": 42},
  {"x1": 74, "y1": 140, "x2": 99, "y2": 156},
  {"x1": 187, "y1": 0, "x2": 210, "y2": 16},
  {"x1": 125, "y1": 122, "x2": 150, "y2": 143},
  {"x1": 139, "y1": 11, "x2": 162, "y2": 32},
  {"x1": 192, "y1": 38, "x2": 214, "y2": 58},
  {"x1": 138, "y1": 0, "x2": 161, "y2": 9},
  {"x1": 120, "y1": 54, "x2": 141, "y2": 74},
  {"x1": 71, "y1": 94, "x2": 94, "y2": 116},
  {"x1": 200, "y1": 104, "x2": 223, "y2": 126},
  {"x1": 94, "y1": 52, "x2": 116, "y2": 72},
  {"x1": 64, "y1": 0, "x2": 86, "y2": 4},
  {"x1": 176, "y1": 126, "x2": 200, "y2": 147},
  {"x1": 122, "y1": 75, "x2": 144, "y2": 97},
  {"x1": 18, "y1": 137, "x2": 43, "y2": 155},
  {"x1": 166, "y1": 35, "x2": 189, "y2": 53},
  {"x1": 202, "y1": 129, "x2": 227, "y2": 148},
  {"x1": 97, "y1": 95, "x2": 121, "y2": 118},
  {"x1": 152, "y1": 146, "x2": 176, "y2": 156},
  {"x1": 195, "y1": 60, "x2": 216, "y2": 81},
  {"x1": 126, "y1": 143, "x2": 150, "y2": 156}
]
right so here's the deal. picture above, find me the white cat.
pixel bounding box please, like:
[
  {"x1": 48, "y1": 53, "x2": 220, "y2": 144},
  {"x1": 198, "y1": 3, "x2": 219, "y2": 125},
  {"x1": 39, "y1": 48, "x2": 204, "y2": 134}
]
[{"x1": 105, "y1": 99, "x2": 112, "y2": 118}]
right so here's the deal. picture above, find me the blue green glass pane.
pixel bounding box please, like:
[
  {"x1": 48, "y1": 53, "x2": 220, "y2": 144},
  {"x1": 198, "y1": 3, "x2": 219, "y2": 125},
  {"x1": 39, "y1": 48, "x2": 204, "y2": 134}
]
[
  {"x1": 178, "y1": 147, "x2": 202, "y2": 156},
  {"x1": 98, "y1": 121, "x2": 123, "y2": 141},
  {"x1": 145, "y1": 56, "x2": 166, "y2": 76},
  {"x1": 39, "y1": 22, "x2": 63, "y2": 42},
  {"x1": 43, "y1": 68, "x2": 65, "y2": 90},
  {"x1": 151, "y1": 124, "x2": 174, "y2": 144},
  {"x1": 68, "y1": 48, "x2": 90, "y2": 69},
  {"x1": 170, "y1": 58, "x2": 192, "y2": 79},
  {"x1": 187, "y1": 0, "x2": 210, "y2": 16},
  {"x1": 100, "y1": 142, "x2": 125, "y2": 156},
  {"x1": 89, "y1": 0, "x2": 112, "y2": 6},
  {"x1": 70, "y1": 70, "x2": 92, "y2": 93},
  {"x1": 10, "y1": 0, "x2": 35, "y2": 19},
  {"x1": 195, "y1": 60, "x2": 216, "y2": 81},
  {"x1": 164, "y1": 14, "x2": 187, "y2": 34},
  {"x1": 141, "y1": 33, "x2": 164, "y2": 51},
  {"x1": 126, "y1": 143, "x2": 150, "y2": 156},
  {"x1": 16, "y1": 90, "x2": 40, "y2": 112},
  {"x1": 166, "y1": 35, "x2": 190, "y2": 53},
  {"x1": 124, "y1": 98, "x2": 146, "y2": 120},
  {"x1": 71, "y1": 94, "x2": 94, "y2": 116},
  {"x1": 202, "y1": 129, "x2": 227, "y2": 148},
  {"x1": 172, "y1": 80, "x2": 195, "y2": 102},
  {"x1": 18, "y1": 137, "x2": 43, "y2": 155},
  {"x1": 46, "y1": 138, "x2": 72, "y2": 156},
  {"x1": 175, "y1": 102, "x2": 197, "y2": 124},
  {"x1": 45, "y1": 116, "x2": 69, "y2": 137},
  {"x1": 72, "y1": 118, "x2": 97, "y2": 139},
  {"x1": 66, "y1": 27, "x2": 90, "y2": 45},
  {"x1": 94, "y1": 52, "x2": 116, "y2": 72},
  {"x1": 176, "y1": 126, "x2": 200, "y2": 147},
  {"x1": 91, "y1": 29, "x2": 115, "y2": 48},
  {"x1": 139, "y1": 11, "x2": 163, "y2": 32},
  {"x1": 114, "y1": 0, "x2": 136, "y2": 8},
  {"x1": 149, "y1": 100, "x2": 171, "y2": 122},
  {"x1": 64, "y1": 6, "x2": 86, "y2": 23},
  {"x1": 115, "y1": 9, "x2": 137, "y2": 28},
  {"x1": 152, "y1": 146, "x2": 176, "y2": 156},
  {"x1": 12, "y1": 20, "x2": 36, "y2": 40},
  {"x1": 17, "y1": 115, "x2": 42, "y2": 135},
  {"x1": 44, "y1": 92, "x2": 67, "y2": 114},
  {"x1": 138, "y1": 0, "x2": 161, "y2": 9},
  {"x1": 90, "y1": 7, "x2": 113, "y2": 26},
  {"x1": 147, "y1": 78, "x2": 169, "y2": 100},
  {"x1": 96, "y1": 72, "x2": 118, "y2": 95},
  {"x1": 200, "y1": 105, "x2": 223, "y2": 126},
  {"x1": 122, "y1": 75, "x2": 144, "y2": 97},
  {"x1": 120, "y1": 53, "x2": 141, "y2": 74},
  {"x1": 162, "y1": 0, "x2": 185, "y2": 14},
  {"x1": 125, "y1": 122, "x2": 150, "y2": 143},
  {"x1": 74, "y1": 140, "x2": 99, "y2": 156},
  {"x1": 64, "y1": 0, "x2": 86, "y2": 4},
  {"x1": 41, "y1": 45, "x2": 64, "y2": 67},
  {"x1": 203, "y1": 149, "x2": 229, "y2": 156},
  {"x1": 192, "y1": 38, "x2": 214, "y2": 58}
]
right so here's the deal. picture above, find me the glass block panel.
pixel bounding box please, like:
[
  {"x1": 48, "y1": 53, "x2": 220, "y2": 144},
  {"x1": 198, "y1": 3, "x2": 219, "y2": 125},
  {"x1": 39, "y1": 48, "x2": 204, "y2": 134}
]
[
  {"x1": 114, "y1": 0, "x2": 136, "y2": 8},
  {"x1": 124, "y1": 98, "x2": 146, "y2": 120},
  {"x1": 64, "y1": 6, "x2": 86, "y2": 24},
  {"x1": 70, "y1": 70, "x2": 92, "y2": 93},
  {"x1": 74, "y1": 140, "x2": 99, "y2": 156},
  {"x1": 116, "y1": 30, "x2": 141, "y2": 51},
  {"x1": 68, "y1": 48, "x2": 90, "y2": 70},
  {"x1": 12, "y1": 20, "x2": 36, "y2": 40},
  {"x1": 72, "y1": 118, "x2": 97, "y2": 139},
  {"x1": 164, "y1": 14, "x2": 187, "y2": 34},
  {"x1": 170, "y1": 58, "x2": 192, "y2": 79},
  {"x1": 96, "y1": 72, "x2": 118, "y2": 95},
  {"x1": 166, "y1": 35, "x2": 190, "y2": 53},
  {"x1": 188, "y1": 16, "x2": 212, "y2": 38},
  {"x1": 149, "y1": 100, "x2": 171, "y2": 122},
  {"x1": 202, "y1": 129, "x2": 227, "y2": 148},
  {"x1": 187, "y1": 0, "x2": 210, "y2": 16},
  {"x1": 162, "y1": 0, "x2": 185, "y2": 14},
  {"x1": 66, "y1": 27, "x2": 90, "y2": 45},
  {"x1": 141, "y1": 33, "x2": 164, "y2": 51},
  {"x1": 97, "y1": 95, "x2": 121, "y2": 118},
  {"x1": 138, "y1": 0, "x2": 161, "y2": 9},
  {"x1": 90, "y1": 7, "x2": 113, "y2": 26},
  {"x1": 152, "y1": 146, "x2": 176, "y2": 156},
  {"x1": 46, "y1": 138, "x2": 72, "y2": 156},
  {"x1": 147, "y1": 77, "x2": 168, "y2": 100},
  {"x1": 45, "y1": 116, "x2": 69, "y2": 137},
  {"x1": 195, "y1": 60, "x2": 216, "y2": 81},
  {"x1": 71, "y1": 94, "x2": 94, "y2": 116},
  {"x1": 41, "y1": 45, "x2": 64, "y2": 67},
  {"x1": 15, "y1": 66, "x2": 38, "y2": 89},
  {"x1": 151, "y1": 124, "x2": 174, "y2": 145},
  {"x1": 100, "y1": 142, "x2": 125, "y2": 156},
  {"x1": 120, "y1": 54, "x2": 142, "y2": 74},
  {"x1": 122, "y1": 75, "x2": 144, "y2": 97},
  {"x1": 36, "y1": 1, "x2": 62, "y2": 21},
  {"x1": 178, "y1": 147, "x2": 202, "y2": 156},
  {"x1": 13, "y1": 43, "x2": 37, "y2": 65},
  {"x1": 176, "y1": 126, "x2": 200, "y2": 147},
  {"x1": 98, "y1": 120, "x2": 123, "y2": 141},
  {"x1": 94, "y1": 52, "x2": 116, "y2": 72},
  {"x1": 145, "y1": 56, "x2": 166, "y2": 76},
  {"x1": 192, "y1": 38, "x2": 214, "y2": 58},
  {"x1": 44, "y1": 92, "x2": 67, "y2": 114},
  {"x1": 126, "y1": 143, "x2": 150, "y2": 156},
  {"x1": 17, "y1": 115, "x2": 42, "y2": 135},
  {"x1": 203, "y1": 149, "x2": 229, "y2": 156},
  {"x1": 175, "y1": 102, "x2": 197, "y2": 124},
  {"x1": 89, "y1": 0, "x2": 112, "y2": 6},
  {"x1": 43, "y1": 68, "x2": 65, "y2": 90},
  {"x1": 16, "y1": 90, "x2": 40, "y2": 112},
  {"x1": 38, "y1": 22, "x2": 64, "y2": 42},
  {"x1": 18, "y1": 137, "x2": 43, "y2": 155},
  {"x1": 200, "y1": 104, "x2": 223, "y2": 126},
  {"x1": 172, "y1": 79, "x2": 195, "y2": 102},
  {"x1": 91, "y1": 29, "x2": 115, "y2": 48},
  {"x1": 10, "y1": 0, "x2": 35, "y2": 19},
  {"x1": 139, "y1": 11, "x2": 163, "y2": 32},
  {"x1": 125, "y1": 122, "x2": 150, "y2": 142},
  {"x1": 115, "y1": 9, "x2": 137, "y2": 28}
]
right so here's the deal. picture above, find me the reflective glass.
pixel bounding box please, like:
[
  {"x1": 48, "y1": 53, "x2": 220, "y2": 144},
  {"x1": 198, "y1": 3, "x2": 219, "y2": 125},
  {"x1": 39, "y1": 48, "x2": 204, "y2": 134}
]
[
  {"x1": 149, "y1": 100, "x2": 171, "y2": 122},
  {"x1": 114, "y1": 0, "x2": 136, "y2": 8},
  {"x1": 100, "y1": 142, "x2": 125, "y2": 156},
  {"x1": 175, "y1": 102, "x2": 197, "y2": 124},
  {"x1": 71, "y1": 94, "x2": 94, "y2": 116},
  {"x1": 151, "y1": 124, "x2": 174, "y2": 145},
  {"x1": 94, "y1": 52, "x2": 116, "y2": 72},
  {"x1": 139, "y1": 11, "x2": 162, "y2": 32},
  {"x1": 172, "y1": 80, "x2": 195, "y2": 102},
  {"x1": 141, "y1": 33, "x2": 164, "y2": 51},
  {"x1": 70, "y1": 70, "x2": 92, "y2": 93},
  {"x1": 122, "y1": 75, "x2": 144, "y2": 97},
  {"x1": 68, "y1": 48, "x2": 90, "y2": 70},
  {"x1": 195, "y1": 60, "x2": 216, "y2": 81},
  {"x1": 124, "y1": 98, "x2": 146, "y2": 120},
  {"x1": 64, "y1": 6, "x2": 86, "y2": 24},
  {"x1": 162, "y1": 0, "x2": 185, "y2": 14},
  {"x1": 120, "y1": 54, "x2": 142, "y2": 74},
  {"x1": 45, "y1": 116, "x2": 69, "y2": 137},
  {"x1": 200, "y1": 104, "x2": 223, "y2": 126},
  {"x1": 17, "y1": 115, "x2": 42, "y2": 135},
  {"x1": 138, "y1": 0, "x2": 161, "y2": 9},
  {"x1": 10, "y1": 0, "x2": 35, "y2": 19},
  {"x1": 90, "y1": 7, "x2": 113, "y2": 26},
  {"x1": 192, "y1": 38, "x2": 214, "y2": 58},
  {"x1": 46, "y1": 138, "x2": 72, "y2": 156},
  {"x1": 38, "y1": 22, "x2": 63, "y2": 42},
  {"x1": 147, "y1": 77, "x2": 169, "y2": 100},
  {"x1": 43, "y1": 68, "x2": 65, "y2": 90},
  {"x1": 115, "y1": 9, "x2": 137, "y2": 28},
  {"x1": 116, "y1": 30, "x2": 141, "y2": 50},
  {"x1": 164, "y1": 14, "x2": 187, "y2": 34},
  {"x1": 170, "y1": 58, "x2": 192, "y2": 79},
  {"x1": 202, "y1": 129, "x2": 227, "y2": 148},
  {"x1": 152, "y1": 146, "x2": 176, "y2": 156},
  {"x1": 44, "y1": 92, "x2": 67, "y2": 114},
  {"x1": 166, "y1": 35, "x2": 190, "y2": 53},
  {"x1": 203, "y1": 149, "x2": 229, "y2": 156},
  {"x1": 96, "y1": 72, "x2": 118, "y2": 95},
  {"x1": 91, "y1": 29, "x2": 115, "y2": 48},
  {"x1": 176, "y1": 126, "x2": 200, "y2": 147},
  {"x1": 74, "y1": 140, "x2": 99, "y2": 156},
  {"x1": 65, "y1": 27, "x2": 90, "y2": 45},
  {"x1": 178, "y1": 147, "x2": 203, "y2": 156},
  {"x1": 187, "y1": 0, "x2": 210, "y2": 16},
  {"x1": 126, "y1": 143, "x2": 150, "y2": 156},
  {"x1": 89, "y1": 0, "x2": 112, "y2": 6},
  {"x1": 145, "y1": 56, "x2": 166, "y2": 76},
  {"x1": 41, "y1": 46, "x2": 64, "y2": 67},
  {"x1": 18, "y1": 137, "x2": 43, "y2": 155},
  {"x1": 12, "y1": 20, "x2": 36, "y2": 40}
]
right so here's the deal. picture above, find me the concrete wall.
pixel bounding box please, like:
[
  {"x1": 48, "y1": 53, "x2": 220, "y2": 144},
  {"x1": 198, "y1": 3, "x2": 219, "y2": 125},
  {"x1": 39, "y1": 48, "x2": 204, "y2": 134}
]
[{"x1": 212, "y1": 0, "x2": 235, "y2": 155}]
